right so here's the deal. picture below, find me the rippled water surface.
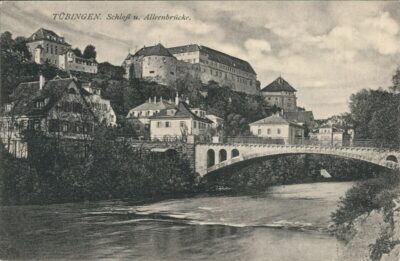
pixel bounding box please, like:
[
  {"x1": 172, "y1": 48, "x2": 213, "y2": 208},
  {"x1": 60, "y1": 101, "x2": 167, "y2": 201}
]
[{"x1": 0, "y1": 182, "x2": 354, "y2": 260}]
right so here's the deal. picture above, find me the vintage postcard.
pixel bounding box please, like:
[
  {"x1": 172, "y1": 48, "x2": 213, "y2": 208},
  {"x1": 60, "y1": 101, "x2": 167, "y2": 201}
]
[{"x1": 0, "y1": 1, "x2": 399, "y2": 260}]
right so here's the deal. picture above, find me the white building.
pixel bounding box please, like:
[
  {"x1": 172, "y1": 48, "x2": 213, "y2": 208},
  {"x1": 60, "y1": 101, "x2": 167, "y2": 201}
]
[
  {"x1": 59, "y1": 50, "x2": 98, "y2": 74},
  {"x1": 126, "y1": 97, "x2": 176, "y2": 125},
  {"x1": 249, "y1": 113, "x2": 305, "y2": 145},
  {"x1": 309, "y1": 126, "x2": 353, "y2": 146},
  {"x1": 26, "y1": 28, "x2": 70, "y2": 66},
  {"x1": 149, "y1": 102, "x2": 213, "y2": 141}
]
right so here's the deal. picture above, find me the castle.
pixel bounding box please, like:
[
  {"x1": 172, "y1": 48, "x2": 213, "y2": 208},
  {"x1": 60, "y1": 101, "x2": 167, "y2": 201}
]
[{"x1": 122, "y1": 43, "x2": 259, "y2": 95}]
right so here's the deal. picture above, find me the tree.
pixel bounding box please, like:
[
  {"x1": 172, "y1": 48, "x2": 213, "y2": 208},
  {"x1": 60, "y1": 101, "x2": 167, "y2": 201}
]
[
  {"x1": 83, "y1": 44, "x2": 96, "y2": 60},
  {"x1": 71, "y1": 48, "x2": 82, "y2": 57},
  {"x1": 390, "y1": 67, "x2": 400, "y2": 93},
  {"x1": 0, "y1": 31, "x2": 13, "y2": 51}
]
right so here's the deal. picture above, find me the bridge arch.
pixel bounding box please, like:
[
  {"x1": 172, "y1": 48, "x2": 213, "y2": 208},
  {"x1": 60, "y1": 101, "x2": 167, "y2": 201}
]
[
  {"x1": 231, "y1": 149, "x2": 240, "y2": 158},
  {"x1": 219, "y1": 149, "x2": 227, "y2": 162},
  {"x1": 207, "y1": 149, "x2": 215, "y2": 167},
  {"x1": 196, "y1": 144, "x2": 400, "y2": 177},
  {"x1": 387, "y1": 155, "x2": 398, "y2": 163}
]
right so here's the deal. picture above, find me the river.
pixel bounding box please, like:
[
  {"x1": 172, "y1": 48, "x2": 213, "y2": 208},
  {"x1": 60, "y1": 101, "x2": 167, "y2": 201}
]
[{"x1": 0, "y1": 182, "x2": 354, "y2": 260}]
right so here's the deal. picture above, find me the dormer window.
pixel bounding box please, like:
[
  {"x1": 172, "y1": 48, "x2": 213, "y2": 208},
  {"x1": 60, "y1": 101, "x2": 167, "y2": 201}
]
[{"x1": 167, "y1": 109, "x2": 176, "y2": 116}]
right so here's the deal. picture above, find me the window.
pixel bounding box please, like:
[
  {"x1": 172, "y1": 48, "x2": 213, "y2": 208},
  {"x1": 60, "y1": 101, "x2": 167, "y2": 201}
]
[
  {"x1": 258, "y1": 129, "x2": 261, "y2": 135},
  {"x1": 193, "y1": 121, "x2": 197, "y2": 128},
  {"x1": 149, "y1": 70, "x2": 155, "y2": 74},
  {"x1": 165, "y1": 121, "x2": 170, "y2": 127},
  {"x1": 267, "y1": 128, "x2": 271, "y2": 134},
  {"x1": 180, "y1": 121, "x2": 185, "y2": 128},
  {"x1": 277, "y1": 128, "x2": 281, "y2": 134},
  {"x1": 157, "y1": 122, "x2": 161, "y2": 128},
  {"x1": 170, "y1": 71, "x2": 174, "y2": 75}
]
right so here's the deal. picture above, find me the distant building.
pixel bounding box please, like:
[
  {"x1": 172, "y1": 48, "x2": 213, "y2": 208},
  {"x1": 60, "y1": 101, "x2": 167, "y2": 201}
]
[
  {"x1": 122, "y1": 43, "x2": 258, "y2": 94},
  {"x1": 205, "y1": 114, "x2": 223, "y2": 129},
  {"x1": 309, "y1": 126, "x2": 353, "y2": 147},
  {"x1": 283, "y1": 111, "x2": 315, "y2": 127},
  {"x1": 149, "y1": 102, "x2": 213, "y2": 141},
  {"x1": 261, "y1": 76, "x2": 297, "y2": 112},
  {"x1": 0, "y1": 76, "x2": 116, "y2": 157},
  {"x1": 168, "y1": 44, "x2": 258, "y2": 94},
  {"x1": 26, "y1": 28, "x2": 71, "y2": 66},
  {"x1": 59, "y1": 50, "x2": 98, "y2": 74},
  {"x1": 249, "y1": 113, "x2": 305, "y2": 145},
  {"x1": 122, "y1": 43, "x2": 177, "y2": 85}
]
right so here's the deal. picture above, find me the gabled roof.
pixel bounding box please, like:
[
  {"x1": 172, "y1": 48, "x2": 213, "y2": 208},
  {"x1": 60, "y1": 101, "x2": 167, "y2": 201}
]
[
  {"x1": 261, "y1": 76, "x2": 297, "y2": 92},
  {"x1": 127, "y1": 100, "x2": 175, "y2": 114},
  {"x1": 249, "y1": 114, "x2": 303, "y2": 128},
  {"x1": 283, "y1": 111, "x2": 314, "y2": 124},
  {"x1": 4, "y1": 78, "x2": 87, "y2": 117},
  {"x1": 133, "y1": 43, "x2": 174, "y2": 58},
  {"x1": 27, "y1": 28, "x2": 70, "y2": 46},
  {"x1": 150, "y1": 102, "x2": 213, "y2": 124},
  {"x1": 168, "y1": 44, "x2": 256, "y2": 75}
]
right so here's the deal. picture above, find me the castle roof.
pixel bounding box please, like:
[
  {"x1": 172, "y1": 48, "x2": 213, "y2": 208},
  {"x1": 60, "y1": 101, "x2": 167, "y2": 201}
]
[
  {"x1": 133, "y1": 43, "x2": 174, "y2": 58},
  {"x1": 168, "y1": 44, "x2": 256, "y2": 75},
  {"x1": 150, "y1": 102, "x2": 213, "y2": 124},
  {"x1": 249, "y1": 114, "x2": 303, "y2": 128},
  {"x1": 27, "y1": 28, "x2": 70, "y2": 46},
  {"x1": 261, "y1": 76, "x2": 297, "y2": 92}
]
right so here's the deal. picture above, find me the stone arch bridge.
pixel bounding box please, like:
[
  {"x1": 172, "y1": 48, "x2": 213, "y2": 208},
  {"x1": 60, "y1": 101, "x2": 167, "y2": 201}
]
[{"x1": 195, "y1": 143, "x2": 400, "y2": 177}]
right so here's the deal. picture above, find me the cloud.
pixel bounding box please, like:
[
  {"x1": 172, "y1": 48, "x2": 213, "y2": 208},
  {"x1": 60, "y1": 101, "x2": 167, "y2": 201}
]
[{"x1": 1, "y1": 1, "x2": 399, "y2": 118}]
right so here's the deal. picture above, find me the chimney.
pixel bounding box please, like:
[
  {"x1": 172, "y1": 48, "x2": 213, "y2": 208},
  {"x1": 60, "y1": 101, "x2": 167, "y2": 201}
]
[
  {"x1": 175, "y1": 92, "x2": 179, "y2": 106},
  {"x1": 39, "y1": 74, "x2": 45, "y2": 90}
]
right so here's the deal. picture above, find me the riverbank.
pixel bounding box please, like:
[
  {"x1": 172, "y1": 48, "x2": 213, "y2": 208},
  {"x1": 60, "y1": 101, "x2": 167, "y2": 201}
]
[{"x1": 331, "y1": 170, "x2": 400, "y2": 260}]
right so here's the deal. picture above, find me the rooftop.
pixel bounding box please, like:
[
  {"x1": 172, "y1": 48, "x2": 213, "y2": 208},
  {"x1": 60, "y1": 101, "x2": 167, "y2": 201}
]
[
  {"x1": 249, "y1": 114, "x2": 303, "y2": 128},
  {"x1": 168, "y1": 44, "x2": 256, "y2": 74},
  {"x1": 150, "y1": 102, "x2": 213, "y2": 124},
  {"x1": 27, "y1": 28, "x2": 70, "y2": 46},
  {"x1": 128, "y1": 43, "x2": 175, "y2": 59},
  {"x1": 283, "y1": 111, "x2": 314, "y2": 124},
  {"x1": 261, "y1": 76, "x2": 297, "y2": 92}
]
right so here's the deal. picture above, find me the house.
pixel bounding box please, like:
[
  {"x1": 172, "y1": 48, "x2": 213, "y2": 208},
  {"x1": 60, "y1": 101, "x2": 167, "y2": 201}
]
[
  {"x1": 122, "y1": 43, "x2": 177, "y2": 85},
  {"x1": 249, "y1": 113, "x2": 305, "y2": 145},
  {"x1": 261, "y1": 76, "x2": 298, "y2": 112},
  {"x1": 26, "y1": 28, "x2": 71, "y2": 66},
  {"x1": 58, "y1": 50, "x2": 98, "y2": 74},
  {"x1": 126, "y1": 96, "x2": 176, "y2": 125},
  {"x1": 309, "y1": 126, "x2": 353, "y2": 146},
  {"x1": 149, "y1": 102, "x2": 213, "y2": 141},
  {"x1": 0, "y1": 75, "x2": 116, "y2": 157}
]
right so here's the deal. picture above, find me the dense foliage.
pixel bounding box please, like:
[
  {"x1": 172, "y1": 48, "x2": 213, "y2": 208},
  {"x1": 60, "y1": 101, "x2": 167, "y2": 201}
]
[
  {"x1": 0, "y1": 128, "x2": 197, "y2": 205},
  {"x1": 349, "y1": 69, "x2": 400, "y2": 148}
]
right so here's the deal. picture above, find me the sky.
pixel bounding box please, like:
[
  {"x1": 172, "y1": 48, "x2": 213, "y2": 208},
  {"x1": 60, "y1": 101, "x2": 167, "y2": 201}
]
[{"x1": 1, "y1": 1, "x2": 399, "y2": 118}]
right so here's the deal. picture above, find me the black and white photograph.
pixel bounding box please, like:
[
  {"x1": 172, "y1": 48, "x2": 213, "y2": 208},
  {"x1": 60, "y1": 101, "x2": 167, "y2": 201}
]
[{"x1": 0, "y1": 1, "x2": 399, "y2": 260}]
